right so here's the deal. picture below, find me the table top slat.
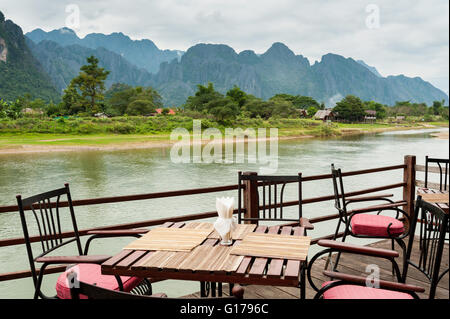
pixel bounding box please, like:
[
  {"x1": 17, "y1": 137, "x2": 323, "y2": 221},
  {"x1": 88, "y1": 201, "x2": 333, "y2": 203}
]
[
  {"x1": 283, "y1": 226, "x2": 305, "y2": 280},
  {"x1": 115, "y1": 250, "x2": 149, "y2": 269},
  {"x1": 266, "y1": 226, "x2": 287, "y2": 278},
  {"x1": 235, "y1": 225, "x2": 267, "y2": 276},
  {"x1": 247, "y1": 226, "x2": 270, "y2": 277},
  {"x1": 101, "y1": 250, "x2": 134, "y2": 268}
]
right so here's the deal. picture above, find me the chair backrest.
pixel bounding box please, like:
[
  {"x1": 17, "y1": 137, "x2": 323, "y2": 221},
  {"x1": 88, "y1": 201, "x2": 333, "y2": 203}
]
[
  {"x1": 331, "y1": 164, "x2": 348, "y2": 221},
  {"x1": 404, "y1": 196, "x2": 449, "y2": 299},
  {"x1": 237, "y1": 172, "x2": 302, "y2": 224},
  {"x1": 16, "y1": 183, "x2": 83, "y2": 289},
  {"x1": 70, "y1": 274, "x2": 245, "y2": 299},
  {"x1": 425, "y1": 156, "x2": 449, "y2": 191}
]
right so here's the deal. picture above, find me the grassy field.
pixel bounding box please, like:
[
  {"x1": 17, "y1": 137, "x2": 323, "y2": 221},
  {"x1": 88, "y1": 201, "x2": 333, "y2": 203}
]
[{"x1": 0, "y1": 115, "x2": 447, "y2": 151}]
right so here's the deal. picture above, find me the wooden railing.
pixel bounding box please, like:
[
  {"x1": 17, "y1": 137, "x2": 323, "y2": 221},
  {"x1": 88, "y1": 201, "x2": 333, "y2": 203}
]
[
  {"x1": 0, "y1": 155, "x2": 417, "y2": 283},
  {"x1": 415, "y1": 164, "x2": 449, "y2": 189}
]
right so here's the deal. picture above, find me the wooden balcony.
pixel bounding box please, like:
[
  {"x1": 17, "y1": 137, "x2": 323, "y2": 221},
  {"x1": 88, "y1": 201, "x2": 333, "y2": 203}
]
[{"x1": 0, "y1": 155, "x2": 448, "y2": 299}]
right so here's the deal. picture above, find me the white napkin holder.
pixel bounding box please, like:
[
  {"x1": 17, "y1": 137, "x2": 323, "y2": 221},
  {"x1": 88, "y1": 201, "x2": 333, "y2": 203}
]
[{"x1": 214, "y1": 197, "x2": 237, "y2": 246}]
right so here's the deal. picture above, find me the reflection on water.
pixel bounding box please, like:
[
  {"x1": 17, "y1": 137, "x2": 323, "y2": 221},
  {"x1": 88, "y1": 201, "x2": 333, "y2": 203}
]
[{"x1": 0, "y1": 128, "x2": 448, "y2": 298}]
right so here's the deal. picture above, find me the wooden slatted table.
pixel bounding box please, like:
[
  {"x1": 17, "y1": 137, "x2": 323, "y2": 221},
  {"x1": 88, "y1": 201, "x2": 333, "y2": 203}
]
[
  {"x1": 417, "y1": 188, "x2": 449, "y2": 214},
  {"x1": 101, "y1": 221, "x2": 309, "y2": 298}
]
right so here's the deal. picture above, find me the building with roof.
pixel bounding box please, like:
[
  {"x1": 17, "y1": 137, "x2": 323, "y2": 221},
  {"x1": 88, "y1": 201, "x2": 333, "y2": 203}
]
[{"x1": 313, "y1": 109, "x2": 335, "y2": 121}]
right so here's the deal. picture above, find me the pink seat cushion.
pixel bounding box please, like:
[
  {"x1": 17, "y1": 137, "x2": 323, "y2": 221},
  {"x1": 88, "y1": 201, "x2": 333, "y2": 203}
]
[
  {"x1": 322, "y1": 281, "x2": 413, "y2": 299},
  {"x1": 56, "y1": 263, "x2": 142, "y2": 299},
  {"x1": 351, "y1": 214, "x2": 404, "y2": 237}
]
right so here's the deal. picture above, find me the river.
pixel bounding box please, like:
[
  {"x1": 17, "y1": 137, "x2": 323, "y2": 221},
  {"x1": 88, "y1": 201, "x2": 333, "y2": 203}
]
[{"x1": 0, "y1": 127, "x2": 448, "y2": 298}]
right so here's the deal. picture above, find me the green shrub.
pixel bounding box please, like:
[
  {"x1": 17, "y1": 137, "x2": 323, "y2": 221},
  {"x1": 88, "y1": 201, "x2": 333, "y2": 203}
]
[{"x1": 107, "y1": 123, "x2": 136, "y2": 134}]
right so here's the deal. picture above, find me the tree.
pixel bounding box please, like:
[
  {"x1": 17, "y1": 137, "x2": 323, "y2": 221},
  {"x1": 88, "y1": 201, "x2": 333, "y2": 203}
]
[
  {"x1": 333, "y1": 95, "x2": 365, "y2": 122},
  {"x1": 105, "y1": 85, "x2": 162, "y2": 116},
  {"x1": 226, "y1": 86, "x2": 247, "y2": 107},
  {"x1": 64, "y1": 55, "x2": 110, "y2": 114},
  {"x1": 0, "y1": 99, "x2": 8, "y2": 118},
  {"x1": 45, "y1": 102, "x2": 63, "y2": 117},
  {"x1": 184, "y1": 82, "x2": 223, "y2": 113},
  {"x1": 61, "y1": 83, "x2": 83, "y2": 115},
  {"x1": 432, "y1": 100, "x2": 444, "y2": 115},
  {"x1": 0, "y1": 99, "x2": 23, "y2": 119},
  {"x1": 125, "y1": 87, "x2": 162, "y2": 115},
  {"x1": 269, "y1": 98, "x2": 298, "y2": 118},
  {"x1": 307, "y1": 106, "x2": 318, "y2": 117},
  {"x1": 364, "y1": 101, "x2": 387, "y2": 119},
  {"x1": 206, "y1": 97, "x2": 240, "y2": 122},
  {"x1": 241, "y1": 98, "x2": 273, "y2": 119},
  {"x1": 126, "y1": 100, "x2": 155, "y2": 116},
  {"x1": 270, "y1": 94, "x2": 320, "y2": 109}
]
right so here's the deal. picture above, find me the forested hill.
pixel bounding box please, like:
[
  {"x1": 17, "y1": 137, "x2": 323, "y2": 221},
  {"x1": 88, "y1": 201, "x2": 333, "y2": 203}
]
[{"x1": 0, "y1": 11, "x2": 59, "y2": 102}]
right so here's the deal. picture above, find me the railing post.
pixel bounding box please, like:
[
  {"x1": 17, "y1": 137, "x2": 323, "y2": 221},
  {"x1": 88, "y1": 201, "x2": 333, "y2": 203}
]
[
  {"x1": 403, "y1": 155, "x2": 416, "y2": 231},
  {"x1": 242, "y1": 172, "x2": 259, "y2": 224}
]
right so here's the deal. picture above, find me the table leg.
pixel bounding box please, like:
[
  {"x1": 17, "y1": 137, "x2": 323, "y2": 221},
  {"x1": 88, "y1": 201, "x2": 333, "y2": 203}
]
[
  {"x1": 200, "y1": 281, "x2": 206, "y2": 297},
  {"x1": 211, "y1": 282, "x2": 216, "y2": 297},
  {"x1": 300, "y1": 264, "x2": 306, "y2": 299}
]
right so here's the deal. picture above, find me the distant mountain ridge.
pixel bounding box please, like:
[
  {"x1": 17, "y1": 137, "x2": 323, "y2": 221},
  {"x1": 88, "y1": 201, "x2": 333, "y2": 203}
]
[
  {"x1": 26, "y1": 39, "x2": 154, "y2": 94},
  {"x1": 153, "y1": 42, "x2": 448, "y2": 106},
  {"x1": 2, "y1": 20, "x2": 447, "y2": 107},
  {"x1": 26, "y1": 27, "x2": 184, "y2": 74},
  {"x1": 356, "y1": 60, "x2": 382, "y2": 77}
]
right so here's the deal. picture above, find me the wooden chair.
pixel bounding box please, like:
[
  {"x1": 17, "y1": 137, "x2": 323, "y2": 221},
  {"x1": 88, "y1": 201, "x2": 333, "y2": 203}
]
[
  {"x1": 329, "y1": 164, "x2": 410, "y2": 272},
  {"x1": 307, "y1": 196, "x2": 448, "y2": 299},
  {"x1": 237, "y1": 172, "x2": 313, "y2": 299},
  {"x1": 70, "y1": 274, "x2": 245, "y2": 299},
  {"x1": 17, "y1": 183, "x2": 151, "y2": 299},
  {"x1": 237, "y1": 172, "x2": 314, "y2": 231},
  {"x1": 403, "y1": 196, "x2": 449, "y2": 299},
  {"x1": 424, "y1": 156, "x2": 449, "y2": 191}
]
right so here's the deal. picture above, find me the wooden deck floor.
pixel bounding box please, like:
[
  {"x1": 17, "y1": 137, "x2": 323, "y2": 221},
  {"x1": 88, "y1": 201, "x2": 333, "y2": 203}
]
[{"x1": 183, "y1": 237, "x2": 449, "y2": 299}]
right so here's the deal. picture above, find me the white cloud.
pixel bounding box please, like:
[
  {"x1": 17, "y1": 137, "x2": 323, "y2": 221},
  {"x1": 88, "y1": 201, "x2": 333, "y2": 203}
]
[{"x1": 1, "y1": 0, "x2": 448, "y2": 93}]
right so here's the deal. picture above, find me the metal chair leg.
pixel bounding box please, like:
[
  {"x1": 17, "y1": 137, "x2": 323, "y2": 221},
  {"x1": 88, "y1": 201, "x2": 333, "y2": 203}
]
[
  {"x1": 200, "y1": 281, "x2": 206, "y2": 297},
  {"x1": 332, "y1": 232, "x2": 348, "y2": 271},
  {"x1": 300, "y1": 264, "x2": 306, "y2": 299},
  {"x1": 391, "y1": 238, "x2": 395, "y2": 276}
]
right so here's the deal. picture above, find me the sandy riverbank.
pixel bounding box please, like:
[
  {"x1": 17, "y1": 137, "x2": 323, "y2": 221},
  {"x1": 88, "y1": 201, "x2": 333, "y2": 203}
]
[
  {"x1": 431, "y1": 131, "x2": 449, "y2": 139},
  {"x1": 0, "y1": 125, "x2": 447, "y2": 155}
]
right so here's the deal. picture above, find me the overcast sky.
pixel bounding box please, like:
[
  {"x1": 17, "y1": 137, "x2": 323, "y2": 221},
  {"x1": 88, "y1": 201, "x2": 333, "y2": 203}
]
[{"x1": 1, "y1": 0, "x2": 449, "y2": 94}]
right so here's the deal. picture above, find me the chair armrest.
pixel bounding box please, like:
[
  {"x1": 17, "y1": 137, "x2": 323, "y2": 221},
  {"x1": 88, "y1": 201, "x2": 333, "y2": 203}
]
[
  {"x1": 323, "y1": 271, "x2": 425, "y2": 293},
  {"x1": 86, "y1": 229, "x2": 149, "y2": 236},
  {"x1": 231, "y1": 285, "x2": 245, "y2": 299},
  {"x1": 349, "y1": 201, "x2": 407, "y2": 214},
  {"x1": 35, "y1": 255, "x2": 112, "y2": 265},
  {"x1": 318, "y1": 240, "x2": 399, "y2": 258},
  {"x1": 346, "y1": 193, "x2": 393, "y2": 203},
  {"x1": 300, "y1": 218, "x2": 314, "y2": 230}
]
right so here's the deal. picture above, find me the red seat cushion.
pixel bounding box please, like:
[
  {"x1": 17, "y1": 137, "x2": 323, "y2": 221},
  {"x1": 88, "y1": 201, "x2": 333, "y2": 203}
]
[
  {"x1": 56, "y1": 264, "x2": 142, "y2": 299},
  {"x1": 351, "y1": 214, "x2": 404, "y2": 237},
  {"x1": 322, "y1": 281, "x2": 413, "y2": 299}
]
